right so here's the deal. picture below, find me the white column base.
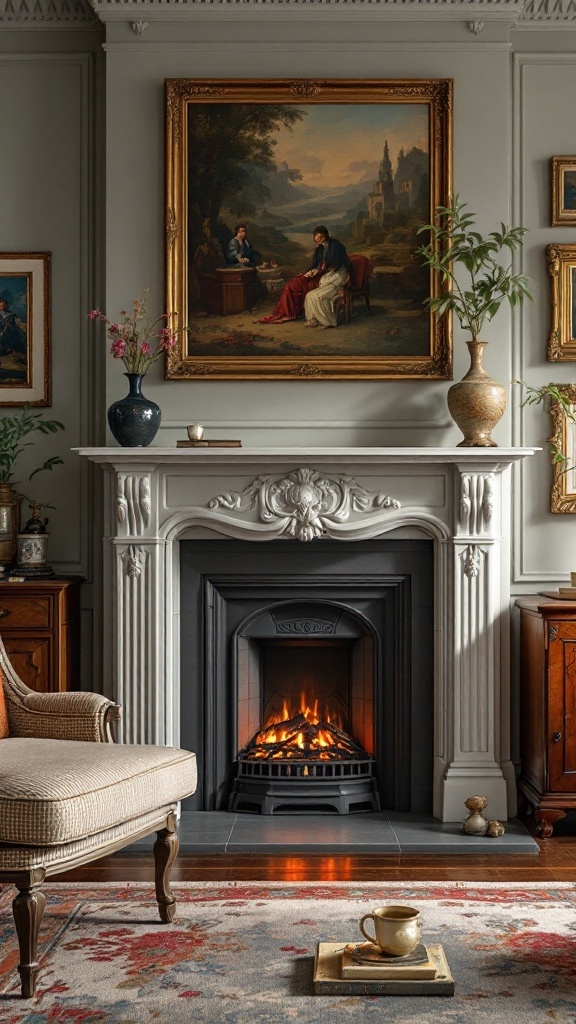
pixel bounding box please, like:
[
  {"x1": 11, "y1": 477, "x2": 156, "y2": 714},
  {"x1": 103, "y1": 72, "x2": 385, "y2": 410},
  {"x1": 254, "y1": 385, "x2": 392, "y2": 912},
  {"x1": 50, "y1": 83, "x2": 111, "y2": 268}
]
[{"x1": 440, "y1": 770, "x2": 508, "y2": 822}]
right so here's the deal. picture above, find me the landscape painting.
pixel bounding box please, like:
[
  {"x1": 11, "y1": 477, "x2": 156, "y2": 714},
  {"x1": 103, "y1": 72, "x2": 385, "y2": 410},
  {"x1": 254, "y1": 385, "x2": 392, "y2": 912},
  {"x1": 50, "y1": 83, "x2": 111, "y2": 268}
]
[
  {"x1": 165, "y1": 79, "x2": 452, "y2": 380},
  {"x1": 0, "y1": 253, "x2": 50, "y2": 405},
  {"x1": 551, "y1": 157, "x2": 576, "y2": 227}
]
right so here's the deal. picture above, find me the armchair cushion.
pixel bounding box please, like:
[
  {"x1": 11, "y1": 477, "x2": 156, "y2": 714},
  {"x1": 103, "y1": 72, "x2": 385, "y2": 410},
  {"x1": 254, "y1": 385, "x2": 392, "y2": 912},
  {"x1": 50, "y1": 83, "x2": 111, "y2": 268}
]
[
  {"x1": 0, "y1": 738, "x2": 197, "y2": 846},
  {"x1": 0, "y1": 667, "x2": 8, "y2": 739}
]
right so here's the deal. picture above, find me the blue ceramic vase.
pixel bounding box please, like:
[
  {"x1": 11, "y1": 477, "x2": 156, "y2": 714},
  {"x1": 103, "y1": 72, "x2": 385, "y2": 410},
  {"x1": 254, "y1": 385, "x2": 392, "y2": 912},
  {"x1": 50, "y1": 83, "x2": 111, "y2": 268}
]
[{"x1": 107, "y1": 373, "x2": 161, "y2": 447}]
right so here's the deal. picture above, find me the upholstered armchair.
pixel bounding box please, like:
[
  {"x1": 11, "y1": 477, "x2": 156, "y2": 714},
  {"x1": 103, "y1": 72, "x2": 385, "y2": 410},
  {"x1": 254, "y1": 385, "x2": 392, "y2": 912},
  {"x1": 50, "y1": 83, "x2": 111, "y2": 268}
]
[{"x1": 0, "y1": 635, "x2": 197, "y2": 999}]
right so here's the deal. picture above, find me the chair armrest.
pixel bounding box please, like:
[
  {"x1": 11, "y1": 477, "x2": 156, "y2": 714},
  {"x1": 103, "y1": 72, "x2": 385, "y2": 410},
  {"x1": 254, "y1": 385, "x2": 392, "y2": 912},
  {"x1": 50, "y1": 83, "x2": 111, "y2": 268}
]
[{"x1": 8, "y1": 691, "x2": 122, "y2": 743}]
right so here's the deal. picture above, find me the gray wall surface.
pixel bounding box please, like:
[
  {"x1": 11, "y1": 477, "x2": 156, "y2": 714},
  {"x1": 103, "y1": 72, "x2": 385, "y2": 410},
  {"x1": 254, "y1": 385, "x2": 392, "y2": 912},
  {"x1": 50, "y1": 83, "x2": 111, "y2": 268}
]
[{"x1": 1, "y1": 10, "x2": 575, "y2": 687}]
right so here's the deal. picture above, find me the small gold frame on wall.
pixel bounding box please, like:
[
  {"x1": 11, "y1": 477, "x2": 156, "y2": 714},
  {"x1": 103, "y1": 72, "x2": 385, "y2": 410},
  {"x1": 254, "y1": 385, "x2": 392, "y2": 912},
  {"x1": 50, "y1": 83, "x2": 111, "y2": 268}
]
[
  {"x1": 0, "y1": 252, "x2": 51, "y2": 406},
  {"x1": 551, "y1": 157, "x2": 576, "y2": 227},
  {"x1": 547, "y1": 243, "x2": 576, "y2": 362},
  {"x1": 165, "y1": 78, "x2": 453, "y2": 381},
  {"x1": 549, "y1": 383, "x2": 576, "y2": 513}
]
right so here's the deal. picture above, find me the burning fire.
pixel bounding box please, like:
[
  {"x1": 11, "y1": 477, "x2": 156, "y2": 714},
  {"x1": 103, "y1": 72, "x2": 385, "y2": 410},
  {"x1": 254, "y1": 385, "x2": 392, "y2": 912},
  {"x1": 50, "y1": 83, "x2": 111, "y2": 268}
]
[{"x1": 244, "y1": 693, "x2": 366, "y2": 762}]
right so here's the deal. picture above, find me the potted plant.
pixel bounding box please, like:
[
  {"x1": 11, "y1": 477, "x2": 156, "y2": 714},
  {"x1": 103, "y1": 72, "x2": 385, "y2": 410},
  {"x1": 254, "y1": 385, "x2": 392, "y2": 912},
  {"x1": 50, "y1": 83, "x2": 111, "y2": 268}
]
[
  {"x1": 417, "y1": 195, "x2": 532, "y2": 446},
  {"x1": 0, "y1": 406, "x2": 64, "y2": 564}
]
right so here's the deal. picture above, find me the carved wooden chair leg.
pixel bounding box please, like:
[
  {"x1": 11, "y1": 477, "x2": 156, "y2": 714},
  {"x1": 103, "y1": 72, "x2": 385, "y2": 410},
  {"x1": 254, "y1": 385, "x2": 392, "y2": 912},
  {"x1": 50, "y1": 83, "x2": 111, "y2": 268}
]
[
  {"x1": 12, "y1": 874, "x2": 47, "y2": 998},
  {"x1": 153, "y1": 812, "x2": 179, "y2": 923}
]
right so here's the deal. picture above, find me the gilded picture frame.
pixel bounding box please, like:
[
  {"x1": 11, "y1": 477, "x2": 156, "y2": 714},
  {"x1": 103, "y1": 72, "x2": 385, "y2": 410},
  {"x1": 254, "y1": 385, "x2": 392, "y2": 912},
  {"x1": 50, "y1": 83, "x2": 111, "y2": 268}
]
[
  {"x1": 0, "y1": 252, "x2": 51, "y2": 406},
  {"x1": 165, "y1": 78, "x2": 453, "y2": 381},
  {"x1": 547, "y1": 243, "x2": 576, "y2": 362},
  {"x1": 551, "y1": 156, "x2": 576, "y2": 227},
  {"x1": 548, "y1": 384, "x2": 576, "y2": 513}
]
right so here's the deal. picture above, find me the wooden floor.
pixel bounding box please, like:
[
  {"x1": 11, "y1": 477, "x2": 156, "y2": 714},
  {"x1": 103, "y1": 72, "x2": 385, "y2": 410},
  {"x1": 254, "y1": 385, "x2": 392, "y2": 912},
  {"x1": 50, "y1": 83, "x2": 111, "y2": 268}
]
[{"x1": 53, "y1": 819, "x2": 576, "y2": 884}]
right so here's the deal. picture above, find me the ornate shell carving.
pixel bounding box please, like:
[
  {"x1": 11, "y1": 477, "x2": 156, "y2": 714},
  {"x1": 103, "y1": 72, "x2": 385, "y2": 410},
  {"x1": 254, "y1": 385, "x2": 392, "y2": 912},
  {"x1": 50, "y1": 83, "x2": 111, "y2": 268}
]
[{"x1": 208, "y1": 467, "x2": 401, "y2": 542}]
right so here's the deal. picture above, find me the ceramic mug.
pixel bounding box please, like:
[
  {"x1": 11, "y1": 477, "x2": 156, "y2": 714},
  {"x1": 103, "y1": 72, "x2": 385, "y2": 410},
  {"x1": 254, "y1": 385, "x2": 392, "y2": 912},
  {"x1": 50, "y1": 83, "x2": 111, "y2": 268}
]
[{"x1": 359, "y1": 905, "x2": 421, "y2": 956}]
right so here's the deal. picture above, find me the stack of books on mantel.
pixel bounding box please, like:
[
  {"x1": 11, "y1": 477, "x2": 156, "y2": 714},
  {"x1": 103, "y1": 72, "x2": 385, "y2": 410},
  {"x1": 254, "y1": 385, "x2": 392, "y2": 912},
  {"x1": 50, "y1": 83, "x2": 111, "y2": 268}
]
[{"x1": 313, "y1": 941, "x2": 454, "y2": 996}]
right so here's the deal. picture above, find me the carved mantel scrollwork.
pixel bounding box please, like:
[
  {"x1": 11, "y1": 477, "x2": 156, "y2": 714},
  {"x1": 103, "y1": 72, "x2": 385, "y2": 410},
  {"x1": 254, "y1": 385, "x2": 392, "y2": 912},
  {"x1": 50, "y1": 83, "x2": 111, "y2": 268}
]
[
  {"x1": 208, "y1": 467, "x2": 401, "y2": 542},
  {"x1": 459, "y1": 474, "x2": 494, "y2": 535},
  {"x1": 463, "y1": 544, "x2": 482, "y2": 579},
  {"x1": 121, "y1": 544, "x2": 145, "y2": 578},
  {"x1": 116, "y1": 473, "x2": 152, "y2": 535}
]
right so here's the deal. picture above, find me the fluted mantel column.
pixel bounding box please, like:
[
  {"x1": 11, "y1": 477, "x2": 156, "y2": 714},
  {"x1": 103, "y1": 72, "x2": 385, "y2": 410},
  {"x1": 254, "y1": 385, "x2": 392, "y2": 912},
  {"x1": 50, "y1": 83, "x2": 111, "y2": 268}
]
[
  {"x1": 78, "y1": 446, "x2": 536, "y2": 820},
  {"x1": 440, "y1": 463, "x2": 508, "y2": 819}
]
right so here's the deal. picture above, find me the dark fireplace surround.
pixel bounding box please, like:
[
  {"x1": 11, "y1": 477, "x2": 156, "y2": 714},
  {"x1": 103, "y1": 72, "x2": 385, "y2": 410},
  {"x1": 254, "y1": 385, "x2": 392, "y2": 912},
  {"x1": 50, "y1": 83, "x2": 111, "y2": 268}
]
[{"x1": 180, "y1": 538, "x2": 433, "y2": 814}]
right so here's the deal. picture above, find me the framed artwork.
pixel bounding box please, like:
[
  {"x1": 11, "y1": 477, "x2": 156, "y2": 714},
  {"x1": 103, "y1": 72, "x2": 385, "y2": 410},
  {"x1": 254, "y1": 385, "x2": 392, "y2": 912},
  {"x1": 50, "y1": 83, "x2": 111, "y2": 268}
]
[
  {"x1": 165, "y1": 78, "x2": 453, "y2": 381},
  {"x1": 551, "y1": 156, "x2": 576, "y2": 227},
  {"x1": 548, "y1": 384, "x2": 576, "y2": 513},
  {"x1": 0, "y1": 252, "x2": 51, "y2": 406},
  {"x1": 547, "y1": 243, "x2": 576, "y2": 361}
]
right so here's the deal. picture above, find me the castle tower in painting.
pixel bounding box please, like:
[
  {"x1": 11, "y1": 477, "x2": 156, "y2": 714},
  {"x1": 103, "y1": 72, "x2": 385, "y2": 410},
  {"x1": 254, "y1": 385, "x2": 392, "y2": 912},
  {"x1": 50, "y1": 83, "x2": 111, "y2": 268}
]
[{"x1": 367, "y1": 140, "x2": 395, "y2": 225}]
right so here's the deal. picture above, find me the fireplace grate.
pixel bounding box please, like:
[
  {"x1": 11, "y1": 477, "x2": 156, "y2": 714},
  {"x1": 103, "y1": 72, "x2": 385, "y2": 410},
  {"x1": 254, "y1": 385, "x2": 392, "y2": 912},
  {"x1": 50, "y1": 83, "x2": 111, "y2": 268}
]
[
  {"x1": 236, "y1": 757, "x2": 374, "y2": 779},
  {"x1": 229, "y1": 756, "x2": 380, "y2": 815}
]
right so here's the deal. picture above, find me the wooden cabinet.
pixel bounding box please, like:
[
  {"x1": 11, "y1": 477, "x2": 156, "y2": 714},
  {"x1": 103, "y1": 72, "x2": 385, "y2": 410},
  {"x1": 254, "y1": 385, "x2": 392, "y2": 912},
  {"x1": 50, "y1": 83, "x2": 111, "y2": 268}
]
[
  {"x1": 517, "y1": 596, "x2": 576, "y2": 837},
  {"x1": 0, "y1": 578, "x2": 82, "y2": 693},
  {"x1": 198, "y1": 268, "x2": 258, "y2": 315}
]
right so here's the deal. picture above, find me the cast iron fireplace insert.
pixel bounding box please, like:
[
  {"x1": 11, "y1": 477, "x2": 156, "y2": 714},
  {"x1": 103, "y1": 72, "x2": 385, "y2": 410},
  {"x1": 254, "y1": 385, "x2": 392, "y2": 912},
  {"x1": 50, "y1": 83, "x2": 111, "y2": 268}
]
[
  {"x1": 229, "y1": 632, "x2": 381, "y2": 815},
  {"x1": 179, "y1": 539, "x2": 434, "y2": 815}
]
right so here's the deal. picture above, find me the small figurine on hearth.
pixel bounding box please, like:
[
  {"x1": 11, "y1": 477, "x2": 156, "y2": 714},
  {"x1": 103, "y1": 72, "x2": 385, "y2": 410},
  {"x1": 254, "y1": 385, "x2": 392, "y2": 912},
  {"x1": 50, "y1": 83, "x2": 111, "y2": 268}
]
[
  {"x1": 487, "y1": 819, "x2": 505, "y2": 837},
  {"x1": 463, "y1": 794, "x2": 489, "y2": 835}
]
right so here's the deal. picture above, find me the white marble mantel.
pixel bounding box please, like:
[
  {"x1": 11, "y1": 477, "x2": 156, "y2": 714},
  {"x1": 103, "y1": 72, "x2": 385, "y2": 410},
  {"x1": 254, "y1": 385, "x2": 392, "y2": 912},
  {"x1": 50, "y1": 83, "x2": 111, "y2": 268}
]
[{"x1": 77, "y1": 445, "x2": 536, "y2": 821}]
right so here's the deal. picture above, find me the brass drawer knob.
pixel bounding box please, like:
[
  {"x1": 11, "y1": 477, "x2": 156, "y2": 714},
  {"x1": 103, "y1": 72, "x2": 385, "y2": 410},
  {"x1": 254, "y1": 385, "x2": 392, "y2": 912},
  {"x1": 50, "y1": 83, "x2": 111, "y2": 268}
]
[{"x1": 0, "y1": 608, "x2": 11, "y2": 618}]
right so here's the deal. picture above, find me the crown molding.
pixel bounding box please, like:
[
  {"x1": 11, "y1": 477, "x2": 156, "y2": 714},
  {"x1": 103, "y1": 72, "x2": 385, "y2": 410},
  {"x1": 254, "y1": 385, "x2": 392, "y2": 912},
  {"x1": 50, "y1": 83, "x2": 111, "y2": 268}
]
[
  {"x1": 1, "y1": 0, "x2": 574, "y2": 31},
  {"x1": 0, "y1": 0, "x2": 97, "y2": 22},
  {"x1": 90, "y1": 0, "x2": 528, "y2": 20}
]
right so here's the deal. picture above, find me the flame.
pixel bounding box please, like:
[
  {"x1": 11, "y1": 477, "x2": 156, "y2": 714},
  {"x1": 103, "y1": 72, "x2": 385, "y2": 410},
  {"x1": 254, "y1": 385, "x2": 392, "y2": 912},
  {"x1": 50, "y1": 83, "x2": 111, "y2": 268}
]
[{"x1": 248, "y1": 692, "x2": 356, "y2": 761}]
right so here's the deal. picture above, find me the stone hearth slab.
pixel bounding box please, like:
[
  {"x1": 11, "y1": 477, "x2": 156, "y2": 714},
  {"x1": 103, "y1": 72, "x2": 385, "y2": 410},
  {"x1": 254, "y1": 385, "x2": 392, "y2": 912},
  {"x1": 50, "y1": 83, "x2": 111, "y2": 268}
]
[{"x1": 126, "y1": 811, "x2": 538, "y2": 854}]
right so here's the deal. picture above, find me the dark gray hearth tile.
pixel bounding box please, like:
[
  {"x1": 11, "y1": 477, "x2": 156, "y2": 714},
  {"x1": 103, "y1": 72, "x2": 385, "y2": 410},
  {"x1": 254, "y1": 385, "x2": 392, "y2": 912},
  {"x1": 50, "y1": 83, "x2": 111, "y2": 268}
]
[{"x1": 122, "y1": 810, "x2": 538, "y2": 855}]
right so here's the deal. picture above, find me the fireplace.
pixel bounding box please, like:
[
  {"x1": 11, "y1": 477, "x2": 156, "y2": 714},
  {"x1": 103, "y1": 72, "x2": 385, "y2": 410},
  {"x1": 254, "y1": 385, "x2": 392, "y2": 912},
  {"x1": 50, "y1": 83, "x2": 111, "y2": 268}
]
[
  {"x1": 78, "y1": 445, "x2": 536, "y2": 821},
  {"x1": 179, "y1": 538, "x2": 433, "y2": 813}
]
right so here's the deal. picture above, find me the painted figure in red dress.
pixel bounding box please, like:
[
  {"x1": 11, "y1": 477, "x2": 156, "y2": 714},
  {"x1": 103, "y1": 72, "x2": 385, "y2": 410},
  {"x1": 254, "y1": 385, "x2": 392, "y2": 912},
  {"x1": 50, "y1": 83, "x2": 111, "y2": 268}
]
[{"x1": 257, "y1": 226, "x2": 350, "y2": 324}]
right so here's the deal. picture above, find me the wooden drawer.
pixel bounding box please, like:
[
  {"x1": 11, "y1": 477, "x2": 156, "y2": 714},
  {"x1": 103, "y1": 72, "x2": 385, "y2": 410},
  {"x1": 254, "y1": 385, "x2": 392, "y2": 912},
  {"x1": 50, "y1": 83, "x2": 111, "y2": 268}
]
[
  {"x1": 0, "y1": 595, "x2": 51, "y2": 629},
  {"x1": 3, "y1": 637, "x2": 52, "y2": 692}
]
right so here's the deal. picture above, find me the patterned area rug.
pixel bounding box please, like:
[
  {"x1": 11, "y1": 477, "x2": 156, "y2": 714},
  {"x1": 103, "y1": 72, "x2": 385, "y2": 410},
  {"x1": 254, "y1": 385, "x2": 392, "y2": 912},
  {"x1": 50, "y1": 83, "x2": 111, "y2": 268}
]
[{"x1": 1, "y1": 881, "x2": 576, "y2": 1022}]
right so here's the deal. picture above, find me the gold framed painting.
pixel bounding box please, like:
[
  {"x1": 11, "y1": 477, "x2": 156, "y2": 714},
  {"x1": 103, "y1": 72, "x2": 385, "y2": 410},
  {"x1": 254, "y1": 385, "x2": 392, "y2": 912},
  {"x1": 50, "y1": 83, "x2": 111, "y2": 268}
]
[
  {"x1": 0, "y1": 252, "x2": 51, "y2": 406},
  {"x1": 548, "y1": 383, "x2": 576, "y2": 513},
  {"x1": 165, "y1": 78, "x2": 453, "y2": 381},
  {"x1": 551, "y1": 156, "x2": 576, "y2": 227},
  {"x1": 547, "y1": 243, "x2": 576, "y2": 361}
]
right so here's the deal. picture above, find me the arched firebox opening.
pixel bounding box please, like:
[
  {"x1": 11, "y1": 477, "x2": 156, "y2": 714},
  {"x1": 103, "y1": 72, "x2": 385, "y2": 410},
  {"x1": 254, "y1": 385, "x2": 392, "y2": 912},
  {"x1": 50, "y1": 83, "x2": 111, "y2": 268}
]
[
  {"x1": 179, "y1": 538, "x2": 434, "y2": 815},
  {"x1": 230, "y1": 601, "x2": 380, "y2": 815}
]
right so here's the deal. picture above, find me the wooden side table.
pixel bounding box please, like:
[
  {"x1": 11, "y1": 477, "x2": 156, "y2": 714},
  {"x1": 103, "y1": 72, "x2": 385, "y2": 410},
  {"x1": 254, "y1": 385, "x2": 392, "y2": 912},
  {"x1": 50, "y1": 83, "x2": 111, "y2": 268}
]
[
  {"x1": 517, "y1": 595, "x2": 576, "y2": 837},
  {"x1": 0, "y1": 577, "x2": 82, "y2": 693}
]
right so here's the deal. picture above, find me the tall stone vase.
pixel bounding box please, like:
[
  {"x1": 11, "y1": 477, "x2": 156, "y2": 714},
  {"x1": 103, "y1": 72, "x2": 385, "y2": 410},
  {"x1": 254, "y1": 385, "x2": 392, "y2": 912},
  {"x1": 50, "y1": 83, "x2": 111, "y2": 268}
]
[{"x1": 447, "y1": 340, "x2": 507, "y2": 447}]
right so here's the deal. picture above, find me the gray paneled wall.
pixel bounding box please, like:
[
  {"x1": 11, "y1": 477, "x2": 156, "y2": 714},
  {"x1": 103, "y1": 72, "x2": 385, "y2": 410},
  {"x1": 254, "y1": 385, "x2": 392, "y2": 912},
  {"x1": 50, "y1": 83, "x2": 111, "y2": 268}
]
[{"x1": 1, "y1": 11, "x2": 575, "y2": 695}]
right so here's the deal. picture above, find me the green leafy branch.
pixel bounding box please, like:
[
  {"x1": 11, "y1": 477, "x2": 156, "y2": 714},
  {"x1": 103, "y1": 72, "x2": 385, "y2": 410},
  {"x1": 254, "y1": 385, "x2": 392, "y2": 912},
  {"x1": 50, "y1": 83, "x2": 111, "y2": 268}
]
[
  {"x1": 417, "y1": 195, "x2": 532, "y2": 340},
  {"x1": 0, "y1": 406, "x2": 65, "y2": 486},
  {"x1": 515, "y1": 381, "x2": 576, "y2": 468}
]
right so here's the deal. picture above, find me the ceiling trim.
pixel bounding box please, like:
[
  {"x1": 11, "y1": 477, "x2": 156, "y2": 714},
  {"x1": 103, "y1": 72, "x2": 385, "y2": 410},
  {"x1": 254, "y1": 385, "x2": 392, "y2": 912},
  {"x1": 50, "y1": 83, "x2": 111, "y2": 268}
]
[{"x1": 1, "y1": 0, "x2": 574, "y2": 28}]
